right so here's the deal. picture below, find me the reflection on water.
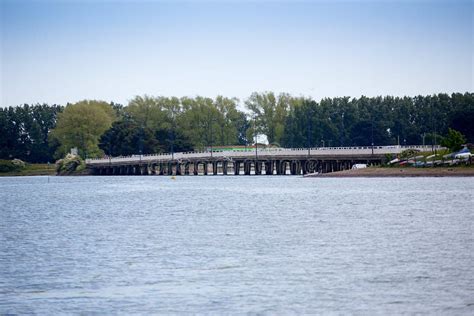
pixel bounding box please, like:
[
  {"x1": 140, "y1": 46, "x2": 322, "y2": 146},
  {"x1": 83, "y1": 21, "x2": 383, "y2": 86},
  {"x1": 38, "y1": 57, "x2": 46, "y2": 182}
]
[{"x1": 1, "y1": 176, "x2": 473, "y2": 313}]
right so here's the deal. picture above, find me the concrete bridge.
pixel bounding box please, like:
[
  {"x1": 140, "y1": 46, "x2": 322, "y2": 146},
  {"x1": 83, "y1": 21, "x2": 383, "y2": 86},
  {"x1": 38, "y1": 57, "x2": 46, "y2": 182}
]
[{"x1": 85, "y1": 145, "x2": 438, "y2": 176}]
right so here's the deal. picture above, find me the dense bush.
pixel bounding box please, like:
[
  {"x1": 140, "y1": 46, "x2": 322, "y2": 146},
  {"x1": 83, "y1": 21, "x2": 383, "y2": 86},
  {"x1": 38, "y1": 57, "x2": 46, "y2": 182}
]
[
  {"x1": 400, "y1": 149, "x2": 420, "y2": 159},
  {"x1": 0, "y1": 159, "x2": 26, "y2": 172},
  {"x1": 55, "y1": 154, "x2": 84, "y2": 175}
]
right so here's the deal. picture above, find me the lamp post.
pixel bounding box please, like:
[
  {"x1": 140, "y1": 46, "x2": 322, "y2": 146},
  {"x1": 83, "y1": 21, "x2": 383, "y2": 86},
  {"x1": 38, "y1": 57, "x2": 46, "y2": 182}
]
[
  {"x1": 207, "y1": 112, "x2": 218, "y2": 158},
  {"x1": 210, "y1": 124, "x2": 213, "y2": 158},
  {"x1": 307, "y1": 105, "x2": 313, "y2": 156},
  {"x1": 254, "y1": 114, "x2": 258, "y2": 161},
  {"x1": 108, "y1": 143, "x2": 112, "y2": 167},
  {"x1": 139, "y1": 125, "x2": 143, "y2": 163},
  {"x1": 340, "y1": 112, "x2": 345, "y2": 147},
  {"x1": 371, "y1": 116, "x2": 374, "y2": 156},
  {"x1": 170, "y1": 111, "x2": 176, "y2": 161}
]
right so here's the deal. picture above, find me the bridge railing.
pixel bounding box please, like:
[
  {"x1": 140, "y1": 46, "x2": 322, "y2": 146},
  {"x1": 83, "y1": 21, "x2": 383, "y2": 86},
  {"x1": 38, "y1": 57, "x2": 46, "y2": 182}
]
[{"x1": 85, "y1": 145, "x2": 442, "y2": 165}]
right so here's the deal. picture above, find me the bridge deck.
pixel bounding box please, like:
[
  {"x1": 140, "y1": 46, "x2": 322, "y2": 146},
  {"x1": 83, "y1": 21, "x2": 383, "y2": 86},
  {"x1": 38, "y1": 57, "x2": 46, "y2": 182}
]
[{"x1": 86, "y1": 145, "x2": 438, "y2": 166}]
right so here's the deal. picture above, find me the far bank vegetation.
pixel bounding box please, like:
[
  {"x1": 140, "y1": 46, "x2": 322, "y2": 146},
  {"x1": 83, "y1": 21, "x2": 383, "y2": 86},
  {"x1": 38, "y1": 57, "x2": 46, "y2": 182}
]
[{"x1": 1, "y1": 92, "x2": 472, "y2": 165}]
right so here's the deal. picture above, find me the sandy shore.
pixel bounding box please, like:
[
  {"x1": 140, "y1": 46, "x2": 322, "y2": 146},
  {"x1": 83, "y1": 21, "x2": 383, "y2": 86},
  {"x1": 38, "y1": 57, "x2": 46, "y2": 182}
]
[{"x1": 305, "y1": 167, "x2": 474, "y2": 177}]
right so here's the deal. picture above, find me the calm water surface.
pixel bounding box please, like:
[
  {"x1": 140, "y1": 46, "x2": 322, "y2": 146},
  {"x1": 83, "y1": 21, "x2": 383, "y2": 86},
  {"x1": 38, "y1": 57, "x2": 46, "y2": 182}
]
[{"x1": 1, "y1": 176, "x2": 473, "y2": 314}]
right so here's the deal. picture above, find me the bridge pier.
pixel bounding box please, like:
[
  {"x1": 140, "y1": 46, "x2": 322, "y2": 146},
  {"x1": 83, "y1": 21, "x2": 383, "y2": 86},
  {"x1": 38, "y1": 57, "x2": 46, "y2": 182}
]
[
  {"x1": 233, "y1": 161, "x2": 240, "y2": 175},
  {"x1": 275, "y1": 161, "x2": 281, "y2": 175},
  {"x1": 244, "y1": 161, "x2": 250, "y2": 175},
  {"x1": 223, "y1": 161, "x2": 228, "y2": 175},
  {"x1": 255, "y1": 161, "x2": 261, "y2": 175},
  {"x1": 290, "y1": 161, "x2": 296, "y2": 175},
  {"x1": 265, "y1": 161, "x2": 273, "y2": 175}
]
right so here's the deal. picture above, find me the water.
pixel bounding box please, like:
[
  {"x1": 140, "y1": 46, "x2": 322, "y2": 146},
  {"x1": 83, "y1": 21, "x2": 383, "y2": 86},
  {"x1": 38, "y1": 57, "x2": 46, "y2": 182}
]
[{"x1": 1, "y1": 176, "x2": 473, "y2": 314}]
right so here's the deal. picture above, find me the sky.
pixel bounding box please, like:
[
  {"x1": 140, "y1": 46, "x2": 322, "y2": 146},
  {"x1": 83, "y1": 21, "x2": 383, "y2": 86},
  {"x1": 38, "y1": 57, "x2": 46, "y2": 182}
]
[{"x1": 0, "y1": 0, "x2": 473, "y2": 107}]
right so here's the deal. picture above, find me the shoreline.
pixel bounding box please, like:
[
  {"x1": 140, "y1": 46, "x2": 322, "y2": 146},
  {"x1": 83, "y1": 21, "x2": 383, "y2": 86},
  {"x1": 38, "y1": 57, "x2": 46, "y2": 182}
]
[
  {"x1": 2, "y1": 166, "x2": 474, "y2": 178},
  {"x1": 305, "y1": 167, "x2": 474, "y2": 178},
  {"x1": 0, "y1": 164, "x2": 56, "y2": 177}
]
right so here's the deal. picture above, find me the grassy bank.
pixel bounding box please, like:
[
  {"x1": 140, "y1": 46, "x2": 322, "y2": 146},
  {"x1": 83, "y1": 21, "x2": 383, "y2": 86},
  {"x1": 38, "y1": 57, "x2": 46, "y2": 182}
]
[{"x1": 0, "y1": 163, "x2": 56, "y2": 177}]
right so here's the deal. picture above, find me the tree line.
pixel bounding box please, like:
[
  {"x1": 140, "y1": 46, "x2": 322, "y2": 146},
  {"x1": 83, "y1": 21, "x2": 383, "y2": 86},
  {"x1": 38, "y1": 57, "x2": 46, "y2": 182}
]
[{"x1": 1, "y1": 92, "x2": 472, "y2": 162}]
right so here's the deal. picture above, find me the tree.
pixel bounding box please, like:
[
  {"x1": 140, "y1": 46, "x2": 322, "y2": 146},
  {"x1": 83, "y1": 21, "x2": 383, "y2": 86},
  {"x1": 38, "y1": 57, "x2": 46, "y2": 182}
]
[
  {"x1": 449, "y1": 93, "x2": 474, "y2": 143},
  {"x1": 50, "y1": 100, "x2": 116, "y2": 158},
  {"x1": 0, "y1": 104, "x2": 62, "y2": 162},
  {"x1": 155, "y1": 127, "x2": 193, "y2": 153},
  {"x1": 245, "y1": 92, "x2": 297, "y2": 145},
  {"x1": 99, "y1": 119, "x2": 159, "y2": 156},
  {"x1": 234, "y1": 112, "x2": 250, "y2": 145},
  {"x1": 2, "y1": 92, "x2": 473, "y2": 160},
  {"x1": 125, "y1": 95, "x2": 180, "y2": 131},
  {"x1": 214, "y1": 96, "x2": 241, "y2": 146},
  {"x1": 441, "y1": 128, "x2": 467, "y2": 152}
]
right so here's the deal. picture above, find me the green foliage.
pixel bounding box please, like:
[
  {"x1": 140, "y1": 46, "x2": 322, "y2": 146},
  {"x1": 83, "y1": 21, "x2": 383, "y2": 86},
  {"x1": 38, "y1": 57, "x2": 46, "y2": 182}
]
[
  {"x1": 55, "y1": 154, "x2": 84, "y2": 174},
  {"x1": 1, "y1": 92, "x2": 474, "y2": 161},
  {"x1": 384, "y1": 153, "x2": 394, "y2": 163},
  {"x1": 125, "y1": 95, "x2": 172, "y2": 130},
  {"x1": 400, "y1": 149, "x2": 420, "y2": 159},
  {"x1": 0, "y1": 104, "x2": 62, "y2": 162},
  {"x1": 280, "y1": 93, "x2": 474, "y2": 148},
  {"x1": 99, "y1": 119, "x2": 160, "y2": 156},
  {"x1": 245, "y1": 92, "x2": 300, "y2": 145},
  {"x1": 176, "y1": 96, "x2": 247, "y2": 150},
  {"x1": 12, "y1": 159, "x2": 26, "y2": 168},
  {"x1": 50, "y1": 100, "x2": 117, "y2": 158},
  {"x1": 155, "y1": 128, "x2": 193, "y2": 153},
  {"x1": 0, "y1": 159, "x2": 26, "y2": 172},
  {"x1": 441, "y1": 128, "x2": 467, "y2": 152}
]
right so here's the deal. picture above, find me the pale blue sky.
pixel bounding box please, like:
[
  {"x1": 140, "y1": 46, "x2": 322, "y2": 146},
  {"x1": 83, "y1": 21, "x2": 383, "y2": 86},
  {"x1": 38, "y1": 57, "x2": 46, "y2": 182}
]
[{"x1": 1, "y1": 0, "x2": 473, "y2": 107}]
